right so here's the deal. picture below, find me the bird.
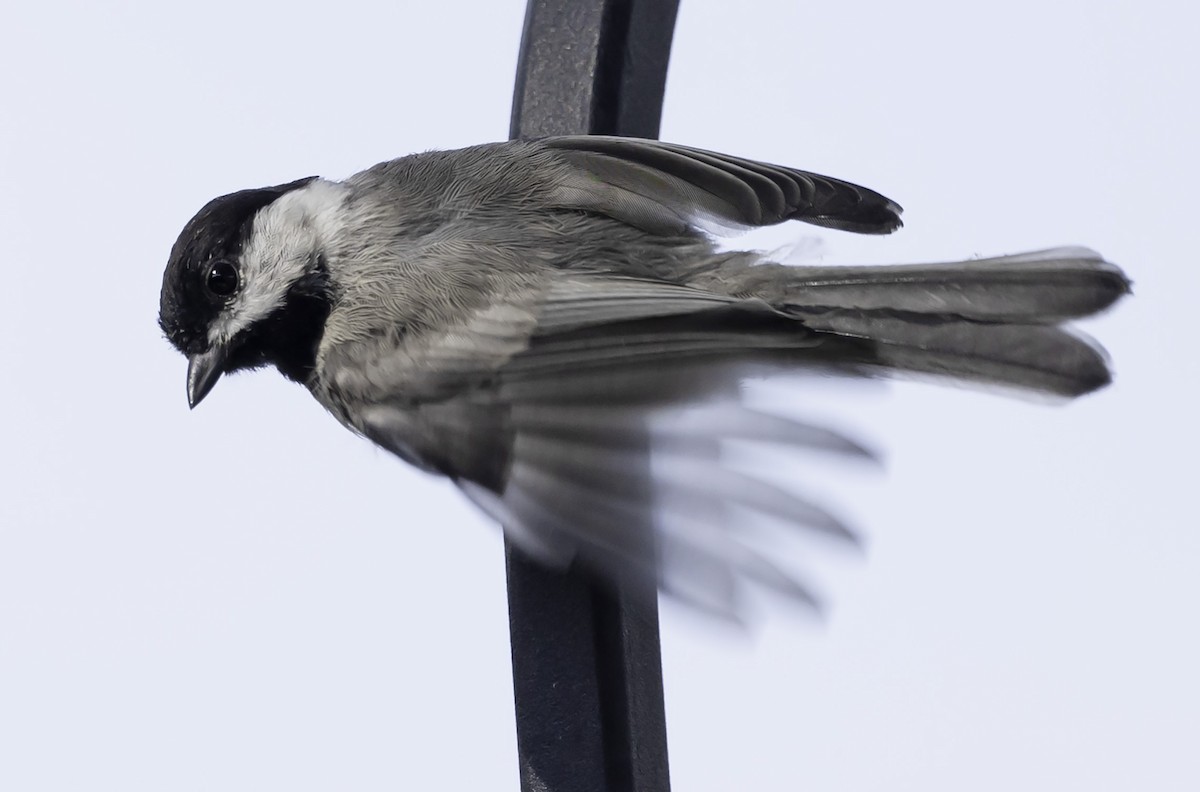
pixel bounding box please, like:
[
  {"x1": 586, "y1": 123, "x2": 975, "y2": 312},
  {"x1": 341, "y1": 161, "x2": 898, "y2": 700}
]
[{"x1": 158, "y1": 136, "x2": 1129, "y2": 616}]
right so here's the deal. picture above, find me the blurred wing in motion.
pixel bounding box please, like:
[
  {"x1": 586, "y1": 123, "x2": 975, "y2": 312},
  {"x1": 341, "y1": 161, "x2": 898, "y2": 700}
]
[{"x1": 334, "y1": 274, "x2": 875, "y2": 618}]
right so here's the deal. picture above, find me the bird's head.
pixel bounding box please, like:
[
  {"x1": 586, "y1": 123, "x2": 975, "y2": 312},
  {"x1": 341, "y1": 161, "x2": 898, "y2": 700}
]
[{"x1": 158, "y1": 176, "x2": 338, "y2": 407}]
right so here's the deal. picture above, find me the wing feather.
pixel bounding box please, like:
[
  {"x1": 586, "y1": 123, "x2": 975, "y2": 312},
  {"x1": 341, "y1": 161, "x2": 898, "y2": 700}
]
[
  {"x1": 543, "y1": 135, "x2": 903, "y2": 236},
  {"x1": 327, "y1": 271, "x2": 868, "y2": 615}
]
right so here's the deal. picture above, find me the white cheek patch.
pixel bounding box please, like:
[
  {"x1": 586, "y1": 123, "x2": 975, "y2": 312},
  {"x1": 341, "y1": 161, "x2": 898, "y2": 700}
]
[{"x1": 208, "y1": 180, "x2": 349, "y2": 347}]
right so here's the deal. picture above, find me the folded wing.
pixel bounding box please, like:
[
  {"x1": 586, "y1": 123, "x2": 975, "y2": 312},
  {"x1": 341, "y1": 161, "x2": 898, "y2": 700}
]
[{"x1": 543, "y1": 135, "x2": 903, "y2": 236}]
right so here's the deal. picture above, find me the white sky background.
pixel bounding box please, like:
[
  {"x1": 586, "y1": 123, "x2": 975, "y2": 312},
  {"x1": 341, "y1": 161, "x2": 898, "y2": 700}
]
[{"x1": 2, "y1": 0, "x2": 1196, "y2": 789}]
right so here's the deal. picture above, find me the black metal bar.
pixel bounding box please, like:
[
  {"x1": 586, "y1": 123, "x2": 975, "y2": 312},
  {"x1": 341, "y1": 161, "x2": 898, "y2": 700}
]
[{"x1": 506, "y1": 2, "x2": 679, "y2": 791}]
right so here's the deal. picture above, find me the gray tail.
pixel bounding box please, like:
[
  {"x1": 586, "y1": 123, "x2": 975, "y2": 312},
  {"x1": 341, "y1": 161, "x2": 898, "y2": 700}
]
[{"x1": 778, "y1": 247, "x2": 1130, "y2": 396}]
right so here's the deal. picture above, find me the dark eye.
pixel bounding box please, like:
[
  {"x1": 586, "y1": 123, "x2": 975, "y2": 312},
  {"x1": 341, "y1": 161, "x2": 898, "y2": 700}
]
[{"x1": 205, "y1": 260, "x2": 240, "y2": 297}]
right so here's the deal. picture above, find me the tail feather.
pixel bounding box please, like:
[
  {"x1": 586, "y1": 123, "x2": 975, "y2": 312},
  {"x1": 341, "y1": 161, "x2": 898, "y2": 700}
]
[
  {"x1": 780, "y1": 248, "x2": 1130, "y2": 322},
  {"x1": 770, "y1": 248, "x2": 1129, "y2": 397},
  {"x1": 805, "y1": 312, "x2": 1112, "y2": 396}
]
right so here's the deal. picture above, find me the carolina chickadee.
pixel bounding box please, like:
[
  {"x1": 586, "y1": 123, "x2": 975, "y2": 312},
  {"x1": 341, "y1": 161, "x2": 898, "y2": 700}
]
[{"x1": 159, "y1": 136, "x2": 1129, "y2": 613}]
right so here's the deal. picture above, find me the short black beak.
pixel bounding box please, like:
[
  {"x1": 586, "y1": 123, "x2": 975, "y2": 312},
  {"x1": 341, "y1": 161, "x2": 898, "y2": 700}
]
[{"x1": 187, "y1": 345, "x2": 229, "y2": 409}]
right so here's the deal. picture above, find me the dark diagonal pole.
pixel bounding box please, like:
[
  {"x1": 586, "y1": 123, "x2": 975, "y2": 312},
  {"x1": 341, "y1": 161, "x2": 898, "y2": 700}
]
[{"x1": 505, "y1": 2, "x2": 679, "y2": 791}]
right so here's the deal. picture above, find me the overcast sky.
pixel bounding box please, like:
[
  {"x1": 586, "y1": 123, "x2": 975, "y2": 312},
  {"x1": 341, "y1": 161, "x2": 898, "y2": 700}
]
[{"x1": 3, "y1": 1, "x2": 1197, "y2": 790}]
